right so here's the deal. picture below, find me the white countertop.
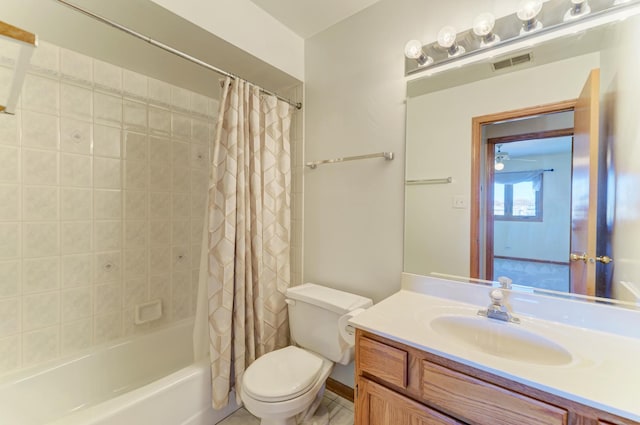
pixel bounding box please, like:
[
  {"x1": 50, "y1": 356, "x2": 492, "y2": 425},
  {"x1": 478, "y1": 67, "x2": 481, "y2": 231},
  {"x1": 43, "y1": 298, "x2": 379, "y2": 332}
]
[{"x1": 349, "y1": 273, "x2": 640, "y2": 422}]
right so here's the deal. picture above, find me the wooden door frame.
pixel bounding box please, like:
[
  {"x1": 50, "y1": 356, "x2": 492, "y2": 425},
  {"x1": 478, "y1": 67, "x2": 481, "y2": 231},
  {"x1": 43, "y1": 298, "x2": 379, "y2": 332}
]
[
  {"x1": 470, "y1": 100, "x2": 577, "y2": 279},
  {"x1": 484, "y1": 129, "x2": 574, "y2": 281}
]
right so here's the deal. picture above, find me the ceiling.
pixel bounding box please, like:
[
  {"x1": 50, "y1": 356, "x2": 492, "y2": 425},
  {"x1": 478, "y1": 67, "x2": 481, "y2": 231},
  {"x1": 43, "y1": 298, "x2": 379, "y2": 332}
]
[{"x1": 248, "y1": 0, "x2": 384, "y2": 38}]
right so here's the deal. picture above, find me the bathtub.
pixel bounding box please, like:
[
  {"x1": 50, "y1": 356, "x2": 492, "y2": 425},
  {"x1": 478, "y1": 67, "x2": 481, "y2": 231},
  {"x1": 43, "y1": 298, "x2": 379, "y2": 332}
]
[{"x1": 0, "y1": 319, "x2": 238, "y2": 425}]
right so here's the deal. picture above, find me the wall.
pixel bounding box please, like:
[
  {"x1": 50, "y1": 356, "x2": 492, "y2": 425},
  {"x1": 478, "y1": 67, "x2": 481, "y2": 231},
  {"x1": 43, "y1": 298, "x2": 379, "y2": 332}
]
[
  {"x1": 493, "y1": 152, "x2": 572, "y2": 263},
  {"x1": 600, "y1": 15, "x2": 640, "y2": 300},
  {"x1": 404, "y1": 53, "x2": 599, "y2": 278},
  {"x1": 0, "y1": 40, "x2": 218, "y2": 374}
]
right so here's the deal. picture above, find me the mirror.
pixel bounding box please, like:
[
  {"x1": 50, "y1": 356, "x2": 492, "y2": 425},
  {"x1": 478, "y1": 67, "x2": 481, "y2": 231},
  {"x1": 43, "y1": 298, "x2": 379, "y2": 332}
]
[{"x1": 404, "y1": 12, "x2": 640, "y2": 305}]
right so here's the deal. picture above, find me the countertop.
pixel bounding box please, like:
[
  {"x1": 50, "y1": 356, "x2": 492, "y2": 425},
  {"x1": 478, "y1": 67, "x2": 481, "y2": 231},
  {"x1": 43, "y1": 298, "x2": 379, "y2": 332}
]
[{"x1": 349, "y1": 273, "x2": 640, "y2": 421}]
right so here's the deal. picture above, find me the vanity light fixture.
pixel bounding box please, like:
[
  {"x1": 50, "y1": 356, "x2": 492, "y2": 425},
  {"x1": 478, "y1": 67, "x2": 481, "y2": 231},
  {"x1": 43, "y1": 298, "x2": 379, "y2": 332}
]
[
  {"x1": 404, "y1": 39, "x2": 433, "y2": 67},
  {"x1": 437, "y1": 26, "x2": 465, "y2": 57},
  {"x1": 564, "y1": 0, "x2": 591, "y2": 21},
  {"x1": 473, "y1": 12, "x2": 501, "y2": 47},
  {"x1": 517, "y1": 0, "x2": 544, "y2": 33}
]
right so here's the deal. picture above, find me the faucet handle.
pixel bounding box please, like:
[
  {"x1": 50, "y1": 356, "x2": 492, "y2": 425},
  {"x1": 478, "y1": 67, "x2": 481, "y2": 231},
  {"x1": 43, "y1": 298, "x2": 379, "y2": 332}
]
[
  {"x1": 497, "y1": 276, "x2": 513, "y2": 289},
  {"x1": 489, "y1": 289, "x2": 504, "y2": 304}
]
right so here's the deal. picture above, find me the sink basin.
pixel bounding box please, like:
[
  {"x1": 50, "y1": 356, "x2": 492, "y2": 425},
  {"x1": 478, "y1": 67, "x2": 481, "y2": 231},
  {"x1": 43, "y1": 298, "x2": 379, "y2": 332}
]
[{"x1": 430, "y1": 315, "x2": 573, "y2": 366}]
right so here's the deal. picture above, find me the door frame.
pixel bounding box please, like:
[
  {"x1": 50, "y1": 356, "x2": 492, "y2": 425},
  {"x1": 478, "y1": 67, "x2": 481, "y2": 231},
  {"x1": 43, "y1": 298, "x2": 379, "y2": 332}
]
[
  {"x1": 484, "y1": 128, "x2": 574, "y2": 281},
  {"x1": 470, "y1": 100, "x2": 577, "y2": 279}
]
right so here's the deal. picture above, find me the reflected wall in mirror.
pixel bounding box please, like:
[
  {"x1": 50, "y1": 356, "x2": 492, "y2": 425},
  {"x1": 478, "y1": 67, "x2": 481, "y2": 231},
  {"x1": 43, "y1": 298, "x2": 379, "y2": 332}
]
[{"x1": 404, "y1": 14, "x2": 640, "y2": 304}]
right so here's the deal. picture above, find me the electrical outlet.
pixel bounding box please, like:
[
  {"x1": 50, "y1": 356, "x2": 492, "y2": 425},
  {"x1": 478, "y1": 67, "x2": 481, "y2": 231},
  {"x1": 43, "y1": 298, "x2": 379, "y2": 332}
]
[{"x1": 452, "y1": 196, "x2": 467, "y2": 209}]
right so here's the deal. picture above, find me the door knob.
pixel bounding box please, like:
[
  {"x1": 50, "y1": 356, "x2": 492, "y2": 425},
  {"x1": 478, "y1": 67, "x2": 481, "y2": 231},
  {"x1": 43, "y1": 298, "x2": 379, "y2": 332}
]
[
  {"x1": 570, "y1": 253, "x2": 588, "y2": 263},
  {"x1": 595, "y1": 255, "x2": 613, "y2": 264}
]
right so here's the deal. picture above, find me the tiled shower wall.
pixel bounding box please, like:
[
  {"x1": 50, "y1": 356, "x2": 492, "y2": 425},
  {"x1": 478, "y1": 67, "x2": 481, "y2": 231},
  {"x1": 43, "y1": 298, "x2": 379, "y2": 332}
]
[{"x1": 0, "y1": 40, "x2": 219, "y2": 374}]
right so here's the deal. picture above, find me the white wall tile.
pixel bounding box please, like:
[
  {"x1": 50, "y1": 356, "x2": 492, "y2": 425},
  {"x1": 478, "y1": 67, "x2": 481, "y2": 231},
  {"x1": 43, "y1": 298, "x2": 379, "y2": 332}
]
[
  {"x1": 172, "y1": 141, "x2": 190, "y2": 168},
  {"x1": 61, "y1": 83, "x2": 93, "y2": 121},
  {"x1": 122, "y1": 70, "x2": 147, "y2": 99},
  {"x1": 124, "y1": 191, "x2": 147, "y2": 219},
  {"x1": 62, "y1": 221, "x2": 92, "y2": 254},
  {"x1": 0, "y1": 112, "x2": 20, "y2": 146},
  {"x1": 94, "y1": 189, "x2": 121, "y2": 220},
  {"x1": 94, "y1": 221, "x2": 121, "y2": 251},
  {"x1": 93, "y1": 124, "x2": 121, "y2": 158},
  {"x1": 149, "y1": 246, "x2": 171, "y2": 276},
  {"x1": 29, "y1": 41, "x2": 59, "y2": 74},
  {"x1": 94, "y1": 282, "x2": 122, "y2": 315},
  {"x1": 23, "y1": 186, "x2": 58, "y2": 221},
  {"x1": 148, "y1": 78, "x2": 171, "y2": 106},
  {"x1": 0, "y1": 298, "x2": 20, "y2": 337},
  {"x1": 191, "y1": 119, "x2": 211, "y2": 144},
  {"x1": 171, "y1": 193, "x2": 190, "y2": 218},
  {"x1": 149, "y1": 136, "x2": 170, "y2": 163},
  {"x1": 0, "y1": 260, "x2": 20, "y2": 297},
  {"x1": 94, "y1": 92, "x2": 122, "y2": 125},
  {"x1": 0, "y1": 146, "x2": 20, "y2": 182},
  {"x1": 123, "y1": 100, "x2": 147, "y2": 131},
  {"x1": 61, "y1": 188, "x2": 92, "y2": 220},
  {"x1": 62, "y1": 287, "x2": 92, "y2": 322},
  {"x1": 61, "y1": 49, "x2": 92, "y2": 82},
  {"x1": 94, "y1": 312, "x2": 121, "y2": 344},
  {"x1": 149, "y1": 192, "x2": 170, "y2": 219},
  {"x1": 190, "y1": 93, "x2": 209, "y2": 116},
  {"x1": 149, "y1": 107, "x2": 171, "y2": 135},
  {"x1": 94, "y1": 59, "x2": 122, "y2": 91},
  {"x1": 61, "y1": 318, "x2": 92, "y2": 354},
  {"x1": 171, "y1": 220, "x2": 190, "y2": 246},
  {"x1": 0, "y1": 335, "x2": 21, "y2": 374},
  {"x1": 149, "y1": 163, "x2": 171, "y2": 192},
  {"x1": 22, "y1": 326, "x2": 59, "y2": 366},
  {"x1": 172, "y1": 114, "x2": 191, "y2": 140},
  {"x1": 190, "y1": 169, "x2": 208, "y2": 195},
  {"x1": 22, "y1": 75, "x2": 59, "y2": 115},
  {"x1": 191, "y1": 220, "x2": 204, "y2": 244},
  {"x1": 171, "y1": 87, "x2": 190, "y2": 110},
  {"x1": 60, "y1": 118, "x2": 91, "y2": 155},
  {"x1": 124, "y1": 221, "x2": 147, "y2": 249},
  {"x1": 93, "y1": 157, "x2": 121, "y2": 189},
  {"x1": 0, "y1": 184, "x2": 19, "y2": 220},
  {"x1": 171, "y1": 246, "x2": 190, "y2": 272},
  {"x1": 124, "y1": 132, "x2": 148, "y2": 161},
  {"x1": 23, "y1": 222, "x2": 59, "y2": 258},
  {"x1": 0, "y1": 223, "x2": 20, "y2": 258},
  {"x1": 149, "y1": 275, "x2": 170, "y2": 316},
  {"x1": 149, "y1": 220, "x2": 170, "y2": 246},
  {"x1": 124, "y1": 278, "x2": 147, "y2": 309},
  {"x1": 124, "y1": 249, "x2": 147, "y2": 279},
  {"x1": 22, "y1": 292, "x2": 59, "y2": 331},
  {"x1": 21, "y1": 110, "x2": 59, "y2": 150},
  {"x1": 172, "y1": 168, "x2": 190, "y2": 193},
  {"x1": 62, "y1": 254, "x2": 92, "y2": 288},
  {"x1": 124, "y1": 161, "x2": 148, "y2": 190},
  {"x1": 93, "y1": 252, "x2": 121, "y2": 283},
  {"x1": 191, "y1": 244, "x2": 200, "y2": 270},
  {"x1": 190, "y1": 144, "x2": 208, "y2": 169},
  {"x1": 171, "y1": 271, "x2": 192, "y2": 320},
  {"x1": 22, "y1": 149, "x2": 58, "y2": 185},
  {"x1": 191, "y1": 194, "x2": 206, "y2": 219},
  {"x1": 61, "y1": 153, "x2": 92, "y2": 187},
  {"x1": 22, "y1": 257, "x2": 59, "y2": 294}
]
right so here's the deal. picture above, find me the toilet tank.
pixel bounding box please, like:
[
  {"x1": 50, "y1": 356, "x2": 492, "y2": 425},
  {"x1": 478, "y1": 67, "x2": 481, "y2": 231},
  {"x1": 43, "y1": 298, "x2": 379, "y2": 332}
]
[{"x1": 286, "y1": 283, "x2": 372, "y2": 365}]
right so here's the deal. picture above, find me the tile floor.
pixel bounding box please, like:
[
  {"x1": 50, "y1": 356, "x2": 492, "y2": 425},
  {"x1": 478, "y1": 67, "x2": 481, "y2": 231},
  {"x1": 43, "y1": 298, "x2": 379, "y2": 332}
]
[{"x1": 218, "y1": 390, "x2": 354, "y2": 425}]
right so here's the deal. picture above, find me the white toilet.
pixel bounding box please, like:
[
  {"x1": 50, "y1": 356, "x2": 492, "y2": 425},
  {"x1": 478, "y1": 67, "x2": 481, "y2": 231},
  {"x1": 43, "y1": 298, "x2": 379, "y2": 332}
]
[{"x1": 240, "y1": 283, "x2": 373, "y2": 425}]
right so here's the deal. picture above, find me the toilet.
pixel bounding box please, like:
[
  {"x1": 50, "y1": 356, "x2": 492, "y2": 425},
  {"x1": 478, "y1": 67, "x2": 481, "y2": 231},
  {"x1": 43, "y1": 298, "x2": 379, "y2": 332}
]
[{"x1": 240, "y1": 283, "x2": 373, "y2": 425}]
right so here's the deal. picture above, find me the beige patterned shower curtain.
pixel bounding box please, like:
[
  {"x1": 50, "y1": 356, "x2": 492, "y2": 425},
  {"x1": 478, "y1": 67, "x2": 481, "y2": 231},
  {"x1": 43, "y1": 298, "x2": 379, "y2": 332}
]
[{"x1": 205, "y1": 77, "x2": 293, "y2": 409}]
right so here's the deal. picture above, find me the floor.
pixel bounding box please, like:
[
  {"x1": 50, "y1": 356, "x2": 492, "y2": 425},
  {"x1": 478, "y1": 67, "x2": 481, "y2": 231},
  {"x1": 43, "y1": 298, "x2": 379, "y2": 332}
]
[
  {"x1": 218, "y1": 390, "x2": 354, "y2": 425},
  {"x1": 493, "y1": 258, "x2": 569, "y2": 292}
]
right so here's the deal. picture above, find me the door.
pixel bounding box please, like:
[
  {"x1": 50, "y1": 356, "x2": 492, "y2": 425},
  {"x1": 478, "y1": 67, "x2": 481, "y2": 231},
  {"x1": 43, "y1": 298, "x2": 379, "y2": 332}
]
[
  {"x1": 570, "y1": 69, "x2": 601, "y2": 296},
  {"x1": 356, "y1": 377, "x2": 463, "y2": 425}
]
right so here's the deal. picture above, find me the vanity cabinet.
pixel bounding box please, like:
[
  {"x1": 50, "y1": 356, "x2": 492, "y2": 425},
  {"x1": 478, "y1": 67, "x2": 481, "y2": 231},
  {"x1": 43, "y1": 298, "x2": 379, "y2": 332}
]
[{"x1": 355, "y1": 330, "x2": 639, "y2": 425}]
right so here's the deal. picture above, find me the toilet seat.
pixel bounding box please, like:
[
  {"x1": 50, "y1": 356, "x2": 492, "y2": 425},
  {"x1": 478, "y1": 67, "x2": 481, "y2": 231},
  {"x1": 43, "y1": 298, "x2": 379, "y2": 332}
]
[{"x1": 242, "y1": 346, "x2": 324, "y2": 403}]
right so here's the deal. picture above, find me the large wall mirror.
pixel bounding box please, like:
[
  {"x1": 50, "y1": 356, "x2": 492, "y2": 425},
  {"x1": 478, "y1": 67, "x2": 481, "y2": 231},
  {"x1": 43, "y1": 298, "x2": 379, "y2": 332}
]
[{"x1": 404, "y1": 12, "x2": 640, "y2": 305}]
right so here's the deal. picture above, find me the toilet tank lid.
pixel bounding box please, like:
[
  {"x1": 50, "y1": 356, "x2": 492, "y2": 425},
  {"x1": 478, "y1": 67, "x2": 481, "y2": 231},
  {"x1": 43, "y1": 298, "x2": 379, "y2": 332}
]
[{"x1": 286, "y1": 283, "x2": 373, "y2": 315}]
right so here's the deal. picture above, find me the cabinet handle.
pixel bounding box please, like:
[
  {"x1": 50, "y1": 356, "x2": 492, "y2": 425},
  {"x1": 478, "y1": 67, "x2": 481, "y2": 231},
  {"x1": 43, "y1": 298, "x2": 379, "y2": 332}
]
[{"x1": 595, "y1": 255, "x2": 613, "y2": 264}]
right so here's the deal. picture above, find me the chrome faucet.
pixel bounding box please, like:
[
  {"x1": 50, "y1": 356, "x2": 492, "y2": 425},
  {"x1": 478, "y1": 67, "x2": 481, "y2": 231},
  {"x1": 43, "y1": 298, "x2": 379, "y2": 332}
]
[{"x1": 478, "y1": 288, "x2": 520, "y2": 324}]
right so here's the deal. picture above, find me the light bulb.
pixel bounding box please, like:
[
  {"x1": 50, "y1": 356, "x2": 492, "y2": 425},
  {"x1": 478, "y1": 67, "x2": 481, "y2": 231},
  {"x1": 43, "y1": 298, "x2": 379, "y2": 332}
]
[
  {"x1": 495, "y1": 160, "x2": 505, "y2": 171},
  {"x1": 437, "y1": 26, "x2": 465, "y2": 57},
  {"x1": 403, "y1": 39, "x2": 433, "y2": 67},
  {"x1": 473, "y1": 12, "x2": 500, "y2": 47},
  {"x1": 564, "y1": 0, "x2": 591, "y2": 21},
  {"x1": 404, "y1": 39, "x2": 423, "y2": 59},
  {"x1": 517, "y1": 0, "x2": 543, "y2": 33}
]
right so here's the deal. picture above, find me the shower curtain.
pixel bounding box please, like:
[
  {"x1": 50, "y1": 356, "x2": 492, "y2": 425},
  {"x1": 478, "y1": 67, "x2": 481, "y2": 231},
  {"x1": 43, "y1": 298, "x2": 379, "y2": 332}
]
[{"x1": 196, "y1": 77, "x2": 293, "y2": 409}]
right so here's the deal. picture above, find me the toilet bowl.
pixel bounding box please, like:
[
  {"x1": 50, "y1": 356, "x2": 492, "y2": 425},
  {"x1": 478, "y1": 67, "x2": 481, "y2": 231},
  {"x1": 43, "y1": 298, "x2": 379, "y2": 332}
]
[{"x1": 239, "y1": 283, "x2": 372, "y2": 425}]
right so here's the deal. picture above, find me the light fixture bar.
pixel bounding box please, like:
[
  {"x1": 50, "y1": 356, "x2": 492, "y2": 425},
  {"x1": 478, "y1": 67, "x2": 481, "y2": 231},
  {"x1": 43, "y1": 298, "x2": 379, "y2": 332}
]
[
  {"x1": 405, "y1": 0, "x2": 640, "y2": 78},
  {"x1": 0, "y1": 20, "x2": 37, "y2": 114}
]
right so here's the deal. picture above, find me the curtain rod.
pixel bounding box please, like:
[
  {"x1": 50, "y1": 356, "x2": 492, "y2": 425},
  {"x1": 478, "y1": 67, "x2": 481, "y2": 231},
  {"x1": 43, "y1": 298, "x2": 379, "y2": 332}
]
[{"x1": 55, "y1": 0, "x2": 302, "y2": 110}]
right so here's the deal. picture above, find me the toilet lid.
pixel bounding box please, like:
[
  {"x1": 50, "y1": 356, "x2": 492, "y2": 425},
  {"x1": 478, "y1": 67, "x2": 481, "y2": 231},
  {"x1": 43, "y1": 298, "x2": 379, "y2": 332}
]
[{"x1": 243, "y1": 346, "x2": 324, "y2": 402}]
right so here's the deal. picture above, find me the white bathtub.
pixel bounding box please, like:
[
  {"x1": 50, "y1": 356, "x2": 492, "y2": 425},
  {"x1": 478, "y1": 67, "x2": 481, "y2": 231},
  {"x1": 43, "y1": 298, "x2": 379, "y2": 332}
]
[{"x1": 0, "y1": 320, "x2": 238, "y2": 425}]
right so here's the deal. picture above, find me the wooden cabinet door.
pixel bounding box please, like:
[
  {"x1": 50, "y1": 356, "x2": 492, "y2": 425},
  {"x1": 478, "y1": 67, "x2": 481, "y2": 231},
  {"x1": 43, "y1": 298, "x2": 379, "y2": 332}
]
[{"x1": 356, "y1": 377, "x2": 463, "y2": 425}]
